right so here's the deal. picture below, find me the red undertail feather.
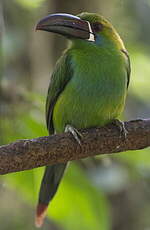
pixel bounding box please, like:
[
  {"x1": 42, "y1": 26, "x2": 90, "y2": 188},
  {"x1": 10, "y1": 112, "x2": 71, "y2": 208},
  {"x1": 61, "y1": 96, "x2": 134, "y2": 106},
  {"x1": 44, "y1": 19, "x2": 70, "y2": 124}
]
[{"x1": 35, "y1": 203, "x2": 48, "y2": 228}]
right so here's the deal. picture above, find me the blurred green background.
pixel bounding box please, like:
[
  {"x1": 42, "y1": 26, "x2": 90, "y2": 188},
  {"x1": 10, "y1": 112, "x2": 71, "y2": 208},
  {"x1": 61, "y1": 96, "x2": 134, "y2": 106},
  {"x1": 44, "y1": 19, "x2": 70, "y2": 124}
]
[{"x1": 0, "y1": 0, "x2": 150, "y2": 229}]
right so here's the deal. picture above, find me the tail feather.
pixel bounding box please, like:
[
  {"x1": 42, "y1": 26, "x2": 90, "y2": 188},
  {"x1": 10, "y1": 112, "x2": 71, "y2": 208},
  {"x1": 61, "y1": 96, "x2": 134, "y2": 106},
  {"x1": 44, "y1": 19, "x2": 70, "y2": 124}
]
[
  {"x1": 35, "y1": 203, "x2": 48, "y2": 228},
  {"x1": 35, "y1": 163, "x2": 67, "y2": 227}
]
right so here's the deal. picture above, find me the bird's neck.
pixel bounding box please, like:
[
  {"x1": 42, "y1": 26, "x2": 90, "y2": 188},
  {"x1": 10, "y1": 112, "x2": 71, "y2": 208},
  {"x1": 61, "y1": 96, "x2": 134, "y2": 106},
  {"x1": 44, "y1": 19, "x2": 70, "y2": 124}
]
[
  {"x1": 69, "y1": 30, "x2": 125, "y2": 53},
  {"x1": 68, "y1": 39, "x2": 123, "y2": 62},
  {"x1": 65, "y1": 38, "x2": 126, "y2": 86}
]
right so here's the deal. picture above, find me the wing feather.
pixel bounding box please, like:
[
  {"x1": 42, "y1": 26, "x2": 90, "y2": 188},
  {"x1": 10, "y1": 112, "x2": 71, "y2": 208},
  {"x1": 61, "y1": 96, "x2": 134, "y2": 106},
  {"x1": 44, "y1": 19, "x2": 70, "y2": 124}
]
[
  {"x1": 121, "y1": 49, "x2": 131, "y2": 88},
  {"x1": 46, "y1": 53, "x2": 73, "y2": 134}
]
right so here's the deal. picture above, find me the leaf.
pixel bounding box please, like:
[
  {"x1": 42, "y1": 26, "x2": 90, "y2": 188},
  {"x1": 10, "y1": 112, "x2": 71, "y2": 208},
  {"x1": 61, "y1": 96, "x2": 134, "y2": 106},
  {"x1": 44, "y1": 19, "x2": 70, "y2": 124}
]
[
  {"x1": 15, "y1": 0, "x2": 46, "y2": 9},
  {"x1": 49, "y1": 163, "x2": 110, "y2": 230},
  {"x1": 130, "y1": 51, "x2": 150, "y2": 104},
  {"x1": 116, "y1": 148, "x2": 150, "y2": 167}
]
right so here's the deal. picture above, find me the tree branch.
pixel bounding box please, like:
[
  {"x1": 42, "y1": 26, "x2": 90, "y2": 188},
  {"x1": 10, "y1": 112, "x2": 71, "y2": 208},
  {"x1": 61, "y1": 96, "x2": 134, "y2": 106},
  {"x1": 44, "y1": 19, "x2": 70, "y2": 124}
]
[{"x1": 0, "y1": 119, "x2": 150, "y2": 175}]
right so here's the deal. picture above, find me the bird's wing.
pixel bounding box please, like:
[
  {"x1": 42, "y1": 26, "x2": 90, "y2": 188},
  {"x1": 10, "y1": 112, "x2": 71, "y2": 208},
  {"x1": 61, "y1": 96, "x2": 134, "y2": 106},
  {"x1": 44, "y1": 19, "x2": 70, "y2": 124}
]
[
  {"x1": 121, "y1": 49, "x2": 131, "y2": 88},
  {"x1": 46, "y1": 53, "x2": 73, "y2": 134}
]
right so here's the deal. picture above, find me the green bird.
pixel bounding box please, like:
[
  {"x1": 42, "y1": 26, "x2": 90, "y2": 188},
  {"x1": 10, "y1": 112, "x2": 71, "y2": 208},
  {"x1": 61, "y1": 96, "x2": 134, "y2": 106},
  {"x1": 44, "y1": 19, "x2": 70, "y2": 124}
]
[{"x1": 35, "y1": 12, "x2": 130, "y2": 227}]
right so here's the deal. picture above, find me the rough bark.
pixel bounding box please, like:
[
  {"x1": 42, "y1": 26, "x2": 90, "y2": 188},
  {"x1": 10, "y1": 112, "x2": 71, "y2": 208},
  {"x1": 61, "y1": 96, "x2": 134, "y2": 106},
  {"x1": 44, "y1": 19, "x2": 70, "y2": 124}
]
[{"x1": 0, "y1": 119, "x2": 149, "y2": 175}]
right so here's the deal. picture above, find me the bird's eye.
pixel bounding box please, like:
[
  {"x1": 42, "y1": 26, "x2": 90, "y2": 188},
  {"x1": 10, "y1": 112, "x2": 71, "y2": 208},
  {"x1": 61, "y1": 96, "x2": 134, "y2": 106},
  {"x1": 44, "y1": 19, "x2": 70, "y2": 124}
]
[{"x1": 92, "y1": 22, "x2": 103, "y2": 32}]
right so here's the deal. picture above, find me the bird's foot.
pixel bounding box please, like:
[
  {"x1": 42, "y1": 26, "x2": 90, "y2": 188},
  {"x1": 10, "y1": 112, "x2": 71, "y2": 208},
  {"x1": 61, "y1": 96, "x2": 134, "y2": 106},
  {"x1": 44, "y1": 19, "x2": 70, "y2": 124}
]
[
  {"x1": 112, "y1": 119, "x2": 128, "y2": 139},
  {"x1": 65, "y1": 124, "x2": 83, "y2": 145}
]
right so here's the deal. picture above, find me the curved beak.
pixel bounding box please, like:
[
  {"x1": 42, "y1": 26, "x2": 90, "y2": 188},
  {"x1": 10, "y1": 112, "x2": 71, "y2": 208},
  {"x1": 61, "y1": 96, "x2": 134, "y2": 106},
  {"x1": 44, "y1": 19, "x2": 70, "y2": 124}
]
[{"x1": 35, "y1": 13, "x2": 94, "y2": 40}]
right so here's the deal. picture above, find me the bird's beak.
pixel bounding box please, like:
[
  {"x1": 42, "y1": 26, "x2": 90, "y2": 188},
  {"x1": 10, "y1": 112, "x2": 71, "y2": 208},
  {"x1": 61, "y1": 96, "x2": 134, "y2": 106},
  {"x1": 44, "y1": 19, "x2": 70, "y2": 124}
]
[{"x1": 36, "y1": 13, "x2": 94, "y2": 41}]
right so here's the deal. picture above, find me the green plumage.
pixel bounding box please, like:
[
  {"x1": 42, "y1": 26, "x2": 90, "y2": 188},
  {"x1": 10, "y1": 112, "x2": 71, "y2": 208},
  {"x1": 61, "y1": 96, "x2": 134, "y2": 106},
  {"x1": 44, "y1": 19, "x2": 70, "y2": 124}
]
[
  {"x1": 52, "y1": 42, "x2": 128, "y2": 133},
  {"x1": 46, "y1": 13, "x2": 130, "y2": 134},
  {"x1": 35, "y1": 12, "x2": 130, "y2": 226}
]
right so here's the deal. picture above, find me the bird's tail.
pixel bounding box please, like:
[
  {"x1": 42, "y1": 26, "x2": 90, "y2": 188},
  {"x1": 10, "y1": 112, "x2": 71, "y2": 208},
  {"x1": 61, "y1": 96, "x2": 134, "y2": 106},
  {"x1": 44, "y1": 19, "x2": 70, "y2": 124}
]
[{"x1": 35, "y1": 163, "x2": 67, "y2": 228}]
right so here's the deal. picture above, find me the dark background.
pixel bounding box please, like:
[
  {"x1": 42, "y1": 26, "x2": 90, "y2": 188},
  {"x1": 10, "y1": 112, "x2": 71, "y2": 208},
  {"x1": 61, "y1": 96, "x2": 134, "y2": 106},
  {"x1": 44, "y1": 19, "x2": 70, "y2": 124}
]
[{"x1": 0, "y1": 0, "x2": 150, "y2": 229}]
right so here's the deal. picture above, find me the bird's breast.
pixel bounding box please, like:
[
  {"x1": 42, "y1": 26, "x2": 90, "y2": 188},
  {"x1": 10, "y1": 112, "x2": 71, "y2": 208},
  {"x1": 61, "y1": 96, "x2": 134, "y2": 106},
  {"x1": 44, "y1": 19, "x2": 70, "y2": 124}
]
[{"x1": 53, "y1": 50, "x2": 127, "y2": 132}]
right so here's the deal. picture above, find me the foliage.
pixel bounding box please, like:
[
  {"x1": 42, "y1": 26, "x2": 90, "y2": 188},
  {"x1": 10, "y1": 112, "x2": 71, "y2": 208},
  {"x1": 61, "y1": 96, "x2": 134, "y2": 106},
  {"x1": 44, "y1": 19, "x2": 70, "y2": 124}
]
[
  {"x1": 2, "y1": 97, "x2": 110, "y2": 230},
  {"x1": 15, "y1": 0, "x2": 46, "y2": 10}
]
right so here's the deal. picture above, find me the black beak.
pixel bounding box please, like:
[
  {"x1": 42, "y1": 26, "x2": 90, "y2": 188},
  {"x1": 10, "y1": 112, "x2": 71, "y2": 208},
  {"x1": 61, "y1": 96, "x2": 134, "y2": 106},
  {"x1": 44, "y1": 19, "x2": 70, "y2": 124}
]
[{"x1": 36, "y1": 13, "x2": 93, "y2": 40}]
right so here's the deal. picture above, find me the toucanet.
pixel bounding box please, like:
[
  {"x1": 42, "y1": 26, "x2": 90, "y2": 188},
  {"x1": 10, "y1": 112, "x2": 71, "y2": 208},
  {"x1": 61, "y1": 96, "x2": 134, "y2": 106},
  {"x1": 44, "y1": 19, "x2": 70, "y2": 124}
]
[{"x1": 35, "y1": 12, "x2": 130, "y2": 227}]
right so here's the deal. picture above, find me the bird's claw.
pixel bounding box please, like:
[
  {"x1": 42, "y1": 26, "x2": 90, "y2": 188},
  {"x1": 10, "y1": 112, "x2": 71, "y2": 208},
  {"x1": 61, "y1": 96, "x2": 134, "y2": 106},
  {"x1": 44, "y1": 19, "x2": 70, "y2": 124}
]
[
  {"x1": 112, "y1": 119, "x2": 128, "y2": 139},
  {"x1": 65, "y1": 124, "x2": 83, "y2": 145}
]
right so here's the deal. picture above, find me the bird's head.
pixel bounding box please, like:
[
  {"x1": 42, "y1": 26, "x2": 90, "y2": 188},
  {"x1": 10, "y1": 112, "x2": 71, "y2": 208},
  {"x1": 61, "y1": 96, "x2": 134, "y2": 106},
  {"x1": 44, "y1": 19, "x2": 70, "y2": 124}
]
[{"x1": 36, "y1": 12, "x2": 125, "y2": 50}]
